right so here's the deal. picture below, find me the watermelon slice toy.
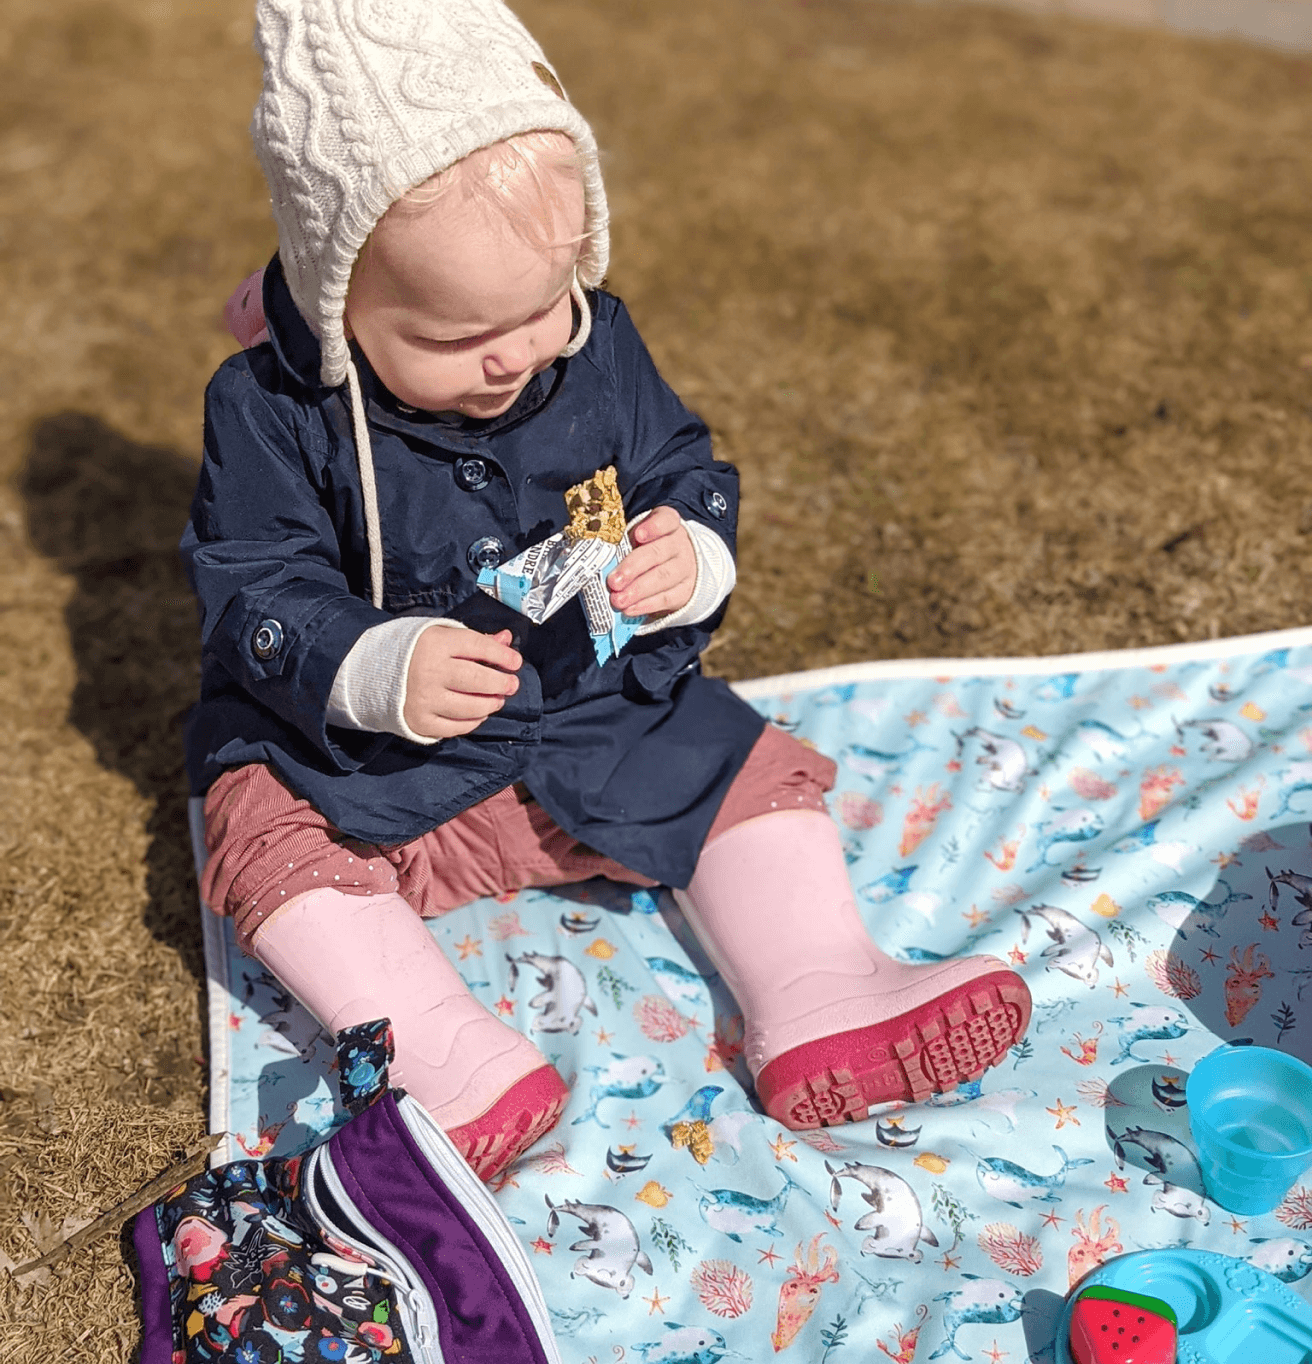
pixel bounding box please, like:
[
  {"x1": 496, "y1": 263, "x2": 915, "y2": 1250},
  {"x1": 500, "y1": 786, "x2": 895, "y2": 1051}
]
[{"x1": 1069, "y1": 1285, "x2": 1178, "y2": 1364}]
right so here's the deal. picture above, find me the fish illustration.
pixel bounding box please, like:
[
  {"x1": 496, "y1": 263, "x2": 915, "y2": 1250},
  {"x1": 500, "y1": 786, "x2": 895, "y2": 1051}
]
[
  {"x1": 645, "y1": 955, "x2": 709, "y2": 1007},
  {"x1": 1026, "y1": 809, "x2": 1104, "y2": 872},
  {"x1": 1110, "y1": 822, "x2": 1160, "y2": 855},
  {"x1": 544, "y1": 1197, "x2": 653, "y2": 1297},
  {"x1": 1175, "y1": 717, "x2": 1254, "y2": 763},
  {"x1": 1145, "y1": 879, "x2": 1251, "y2": 939},
  {"x1": 507, "y1": 951, "x2": 597, "y2": 1034},
  {"x1": 252, "y1": 980, "x2": 328, "y2": 1061},
  {"x1": 1014, "y1": 904, "x2": 1112, "y2": 987},
  {"x1": 857, "y1": 866, "x2": 918, "y2": 904},
  {"x1": 1107, "y1": 1004, "x2": 1191, "y2": 1065},
  {"x1": 634, "y1": 1323, "x2": 731, "y2": 1364},
  {"x1": 1109, "y1": 1125, "x2": 1210, "y2": 1223},
  {"x1": 876, "y1": 1118, "x2": 922, "y2": 1148},
  {"x1": 1074, "y1": 719, "x2": 1136, "y2": 763},
  {"x1": 697, "y1": 1166, "x2": 805, "y2": 1243},
  {"x1": 826, "y1": 1160, "x2": 938, "y2": 1262},
  {"x1": 929, "y1": 1276, "x2": 1025, "y2": 1360},
  {"x1": 1035, "y1": 673, "x2": 1080, "y2": 702},
  {"x1": 606, "y1": 1146, "x2": 653, "y2": 1178},
  {"x1": 572, "y1": 1055, "x2": 666, "y2": 1128},
  {"x1": 955, "y1": 728, "x2": 1030, "y2": 793},
  {"x1": 1061, "y1": 864, "x2": 1102, "y2": 885},
  {"x1": 1246, "y1": 1237, "x2": 1312, "y2": 1283},
  {"x1": 842, "y1": 740, "x2": 932, "y2": 782},
  {"x1": 1268, "y1": 868, "x2": 1312, "y2": 946},
  {"x1": 974, "y1": 1145, "x2": 1093, "y2": 1207},
  {"x1": 634, "y1": 1181, "x2": 671, "y2": 1209},
  {"x1": 1151, "y1": 1073, "x2": 1187, "y2": 1110},
  {"x1": 993, "y1": 697, "x2": 1025, "y2": 720}
]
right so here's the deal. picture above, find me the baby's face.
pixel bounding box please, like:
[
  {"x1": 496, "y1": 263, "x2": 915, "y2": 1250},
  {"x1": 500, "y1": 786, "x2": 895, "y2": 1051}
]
[{"x1": 345, "y1": 176, "x2": 584, "y2": 418}]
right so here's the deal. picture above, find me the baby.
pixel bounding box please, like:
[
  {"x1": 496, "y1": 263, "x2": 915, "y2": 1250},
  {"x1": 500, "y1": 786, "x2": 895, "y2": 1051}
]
[{"x1": 188, "y1": 0, "x2": 1032, "y2": 1181}]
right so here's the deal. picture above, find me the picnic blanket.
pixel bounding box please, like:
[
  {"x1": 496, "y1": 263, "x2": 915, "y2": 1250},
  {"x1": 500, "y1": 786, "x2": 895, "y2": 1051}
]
[{"x1": 193, "y1": 627, "x2": 1312, "y2": 1364}]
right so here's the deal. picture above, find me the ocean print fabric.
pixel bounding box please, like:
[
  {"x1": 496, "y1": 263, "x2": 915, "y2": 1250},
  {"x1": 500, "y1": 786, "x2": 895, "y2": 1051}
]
[{"x1": 197, "y1": 627, "x2": 1312, "y2": 1364}]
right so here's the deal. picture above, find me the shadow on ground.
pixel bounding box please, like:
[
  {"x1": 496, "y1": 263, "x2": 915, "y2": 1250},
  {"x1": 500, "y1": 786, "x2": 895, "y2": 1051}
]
[{"x1": 19, "y1": 411, "x2": 204, "y2": 980}]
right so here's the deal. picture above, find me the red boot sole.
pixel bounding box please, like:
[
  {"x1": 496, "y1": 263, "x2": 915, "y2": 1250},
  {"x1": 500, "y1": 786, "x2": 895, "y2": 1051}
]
[
  {"x1": 755, "y1": 970, "x2": 1032, "y2": 1130},
  {"x1": 450, "y1": 1065, "x2": 570, "y2": 1181}
]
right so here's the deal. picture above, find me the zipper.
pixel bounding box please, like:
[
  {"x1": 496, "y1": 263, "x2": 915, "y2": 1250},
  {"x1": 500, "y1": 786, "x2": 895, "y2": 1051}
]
[
  {"x1": 394, "y1": 1094, "x2": 564, "y2": 1364},
  {"x1": 304, "y1": 1144, "x2": 445, "y2": 1364}
]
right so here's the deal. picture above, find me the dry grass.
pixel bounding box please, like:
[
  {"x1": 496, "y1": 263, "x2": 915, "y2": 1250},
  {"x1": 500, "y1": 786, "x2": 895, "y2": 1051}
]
[{"x1": 2, "y1": 0, "x2": 1311, "y2": 1357}]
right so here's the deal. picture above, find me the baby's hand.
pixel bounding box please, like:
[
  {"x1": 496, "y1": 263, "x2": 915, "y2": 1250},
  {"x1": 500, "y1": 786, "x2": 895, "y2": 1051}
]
[
  {"x1": 404, "y1": 626, "x2": 521, "y2": 739},
  {"x1": 607, "y1": 506, "x2": 696, "y2": 620}
]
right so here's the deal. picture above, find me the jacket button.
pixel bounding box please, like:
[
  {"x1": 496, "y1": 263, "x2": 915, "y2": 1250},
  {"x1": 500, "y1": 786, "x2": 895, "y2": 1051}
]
[
  {"x1": 454, "y1": 456, "x2": 489, "y2": 491},
  {"x1": 252, "y1": 619, "x2": 284, "y2": 660},
  {"x1": 467, "y1": 536, "x2": 504, "y2": 571},
  {"x1": 702, "y1": 488, "x2": 729, "y2": 519}
]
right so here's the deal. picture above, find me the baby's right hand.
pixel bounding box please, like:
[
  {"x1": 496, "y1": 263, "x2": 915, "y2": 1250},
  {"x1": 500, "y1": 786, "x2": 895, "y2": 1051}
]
[{"x1": 404, "y1": 625, "x2": 522, "y2": 739}]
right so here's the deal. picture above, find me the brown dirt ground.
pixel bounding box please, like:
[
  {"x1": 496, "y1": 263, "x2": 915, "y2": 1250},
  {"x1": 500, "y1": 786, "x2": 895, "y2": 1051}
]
[{"x1": 3, "y1": 0, "x2": 1312, "y2": 1356}]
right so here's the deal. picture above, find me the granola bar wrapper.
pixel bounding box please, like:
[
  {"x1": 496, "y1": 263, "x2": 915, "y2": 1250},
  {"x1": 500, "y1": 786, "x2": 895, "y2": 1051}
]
[{"x1": 477, "y1": 467, "x2": 644, "y2": 665}]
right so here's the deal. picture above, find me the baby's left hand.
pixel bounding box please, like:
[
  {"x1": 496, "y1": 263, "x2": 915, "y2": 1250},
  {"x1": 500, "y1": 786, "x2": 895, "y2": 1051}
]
[{"x1": 607, "y1": 505, "x2": 696, "y2": 619}]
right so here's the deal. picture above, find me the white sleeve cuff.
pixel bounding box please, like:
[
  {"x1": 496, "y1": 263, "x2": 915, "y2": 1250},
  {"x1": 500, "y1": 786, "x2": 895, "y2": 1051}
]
[
  {"x1": 634, "y1": 513, "x2": 737, "y2": 635},
  {"x1": 327, "y1": 616, "x2": 468, "y2": 746}
]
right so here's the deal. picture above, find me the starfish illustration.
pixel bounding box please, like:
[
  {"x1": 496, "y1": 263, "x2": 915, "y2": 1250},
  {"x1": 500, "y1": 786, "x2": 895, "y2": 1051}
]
[
  {"x1": 643, "y1": 1288, "x2": 669, "y2": 1315},
  {"x1": 453, "y1": 935, "x2": 482, "y2": 960},
  {"x1": 757, "y1": 1243, "x2": 781, "y2": 1267},
  {"x1": 1047, "y1": 1099, "x2": 1079, "y2": 1128}
]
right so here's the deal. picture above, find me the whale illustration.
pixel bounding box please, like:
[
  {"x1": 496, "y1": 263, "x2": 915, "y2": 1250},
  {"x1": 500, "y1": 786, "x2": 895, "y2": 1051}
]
[
  {"x1": 974, "y1": 1145, "x2": 1093, "y2": 1207},
  {"x1": 507, "y1": 951, "x2": 596, "y2": 1034},
  {"x1": 1026, "y1": 809, "x2": 1104, "y2": 873},
  {"x1": 571, "y1": 1054, "x2": 666, "y2": 1128},
  {"x1": 826, "y1": 1160, "x2": 938, "y2": 1262},
  {"x1": 545, "y1": 1197, "x2": 653, "y2": 1298},
  {"x1": 1107, "y1": 1005, "x2": 1191, "y2": 1065},
  {"x1": 1014, "y1": 904, "x2": 1112, "y2": 987},
  {"x1": 929, "y1": 1277, "x2": 1025, "y2": 1360},
  {"x1": 1109, "y1": 1124, "x2": 1209, "y2": 1222},
  {"x1": 697, "y1": 1167, "x2": 805, "y2": 1243},
  {"x1": 634, "y1": 1323, "x2": 731, "y2": 1364}
]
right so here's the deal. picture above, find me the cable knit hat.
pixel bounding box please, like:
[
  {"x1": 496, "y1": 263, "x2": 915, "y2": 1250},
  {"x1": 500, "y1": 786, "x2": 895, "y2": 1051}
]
[{"x1": 251, "y1": 0, "x2": 610, "y2": 388}]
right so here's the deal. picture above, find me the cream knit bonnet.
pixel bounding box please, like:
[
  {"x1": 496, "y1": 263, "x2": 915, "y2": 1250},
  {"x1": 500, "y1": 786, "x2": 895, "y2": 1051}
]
[{"x1": 250, "y1": 0, "x2": 611, "y2": 390}]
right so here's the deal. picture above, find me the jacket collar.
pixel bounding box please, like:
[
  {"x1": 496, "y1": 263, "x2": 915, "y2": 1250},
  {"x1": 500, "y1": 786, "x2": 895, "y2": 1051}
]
[{"x1": 263, "y1": 252, "x2": 332, "y2": 392}]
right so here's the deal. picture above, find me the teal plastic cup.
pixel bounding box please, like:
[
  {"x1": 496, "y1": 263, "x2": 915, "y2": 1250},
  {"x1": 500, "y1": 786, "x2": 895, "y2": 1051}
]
[{"x1": 1186, "y1": 1044, "x2": 1312, "y2": 1216}]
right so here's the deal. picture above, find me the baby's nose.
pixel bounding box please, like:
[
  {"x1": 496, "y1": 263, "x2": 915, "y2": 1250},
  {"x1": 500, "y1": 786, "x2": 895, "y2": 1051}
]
[{"x1": 484, "y1": 336, "x2": 532, "y2": 378}]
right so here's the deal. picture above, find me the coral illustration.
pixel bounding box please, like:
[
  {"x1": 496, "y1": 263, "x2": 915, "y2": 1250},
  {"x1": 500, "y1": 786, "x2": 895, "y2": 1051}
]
[{"x1": 690, "y1": 1258, "x2": 754, "y2": 1318}]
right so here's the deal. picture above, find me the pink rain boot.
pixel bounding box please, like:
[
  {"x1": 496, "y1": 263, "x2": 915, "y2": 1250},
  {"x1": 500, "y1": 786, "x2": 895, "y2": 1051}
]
[
  {"x1": 677, "y1": 810, "x2": 1031, "y2": 1129},
  {"x1": 251, "y1": 888, "x2": 567, "y2": 1180},
  {"x1": 223, "y1": 267, "x2": 269, "y2": 348}
]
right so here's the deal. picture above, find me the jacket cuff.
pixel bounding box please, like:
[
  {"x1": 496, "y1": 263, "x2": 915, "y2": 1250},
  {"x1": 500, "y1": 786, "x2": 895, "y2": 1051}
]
[
  {"x1": 328, "y1": 617, "x2": 468, "y2": 746},
  {"x1": 633, "y1": 514, "x2": 736, "y2": 635}
]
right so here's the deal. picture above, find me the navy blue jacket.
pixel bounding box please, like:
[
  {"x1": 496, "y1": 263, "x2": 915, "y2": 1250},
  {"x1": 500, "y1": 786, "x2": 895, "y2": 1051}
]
[{"x1": 181, "y1": 255, "x2": 765, "y2": 886}]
